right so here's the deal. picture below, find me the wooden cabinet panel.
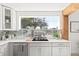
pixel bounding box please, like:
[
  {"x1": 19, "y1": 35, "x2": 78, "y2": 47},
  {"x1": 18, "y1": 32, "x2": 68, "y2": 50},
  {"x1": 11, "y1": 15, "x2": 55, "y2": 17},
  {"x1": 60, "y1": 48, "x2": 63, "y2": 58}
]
[{"x1": 62, "y1": 15, "x2": 68, "y2": 40}]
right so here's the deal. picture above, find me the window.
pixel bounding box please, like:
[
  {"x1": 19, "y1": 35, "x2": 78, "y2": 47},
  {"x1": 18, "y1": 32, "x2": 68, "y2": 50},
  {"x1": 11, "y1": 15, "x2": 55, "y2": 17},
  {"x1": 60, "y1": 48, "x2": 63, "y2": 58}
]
[
  {"x1": 21, "y1": 16, "x2": 60, "y2": 29},
  {"x1": 21, "y1": 16, "x2": 60, "y2": 39}
]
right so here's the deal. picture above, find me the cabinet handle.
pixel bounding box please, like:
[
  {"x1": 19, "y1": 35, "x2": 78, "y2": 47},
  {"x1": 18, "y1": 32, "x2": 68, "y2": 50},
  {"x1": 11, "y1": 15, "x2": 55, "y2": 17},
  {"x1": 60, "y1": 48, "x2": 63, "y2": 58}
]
[{"x1": 22, "y1": 45, "x2": 24, "y2": 52}]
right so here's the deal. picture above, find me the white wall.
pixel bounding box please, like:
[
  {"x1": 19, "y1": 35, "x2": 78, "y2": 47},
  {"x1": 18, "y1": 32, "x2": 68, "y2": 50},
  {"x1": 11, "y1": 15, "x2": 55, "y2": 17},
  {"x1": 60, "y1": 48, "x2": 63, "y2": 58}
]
[
  {"x1": 1, "y1": 3, "x2": 70, "y2": 11},
  {"x1": 69, "y1": 10, "x2": 79, "y2": 54},
  {"x1": 16, "y1": 11, "x2": 61, "y2": 30}
]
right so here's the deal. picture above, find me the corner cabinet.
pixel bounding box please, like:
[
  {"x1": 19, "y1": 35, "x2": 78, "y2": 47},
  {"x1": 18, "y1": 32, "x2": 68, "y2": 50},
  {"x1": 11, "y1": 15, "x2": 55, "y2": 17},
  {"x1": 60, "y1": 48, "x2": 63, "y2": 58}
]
[{"x1": 0, "y1": 5, "x2": 17, "y2": 30}]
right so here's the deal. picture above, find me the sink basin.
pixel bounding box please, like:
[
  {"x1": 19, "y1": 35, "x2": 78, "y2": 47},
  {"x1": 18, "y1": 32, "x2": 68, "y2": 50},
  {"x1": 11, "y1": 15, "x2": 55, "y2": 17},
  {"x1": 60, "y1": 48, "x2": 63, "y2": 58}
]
[
  {"x1": 32, "y1": 39, "x2": 48, "y2": 41},
  {"x1": 32, "y1": 37, "x2": 48, "y2": 41}
]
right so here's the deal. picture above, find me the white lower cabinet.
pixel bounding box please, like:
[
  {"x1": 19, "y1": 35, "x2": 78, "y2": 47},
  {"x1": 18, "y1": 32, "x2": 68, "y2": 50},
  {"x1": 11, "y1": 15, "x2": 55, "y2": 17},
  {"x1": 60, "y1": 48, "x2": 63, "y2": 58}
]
[
  {"x1": 52, "y1": 47, "x2": 70, "y2": 56},
  {"x1": 13, "y1": 44, "x2": 22, "y2": 56},
  {"x1": 4, "y1": 43, "x2": 9, "y2": 56},
  {"x1": 0, "y1": 42, "x2": 70, "y2": 56},
  {"x1": 0, "y1": 45, "x2": 5, "y2": 56},
  {"x1": 28, "y1": 42, "x2": 51, "y2": 56},
  {"x1": 29, "y1": 47, "x2": 41, "y2": 56},
  {"x1": 60, "y1": 47, "x2": 70, "y2": 56},
  {"x1": 29, "y1": 47, "x2": 51, "y2": 56},
  {"x1": 13, "y1": 44, "x2": 28, "y2": 56},
  {"x1": 10, "y1": 42, "x2": 28, "y2": 56},
  {"x1": 8, "y1": 42, "x2": 13, "y2": 56},
  {"x1": 41, "y1": 47, "x2": 51, "y2": 56},
  {"x1": 29, "y1": 42, "x2": 70, "y2": 56},
  {"x1": 51, "y1": 42, "x2": 70, "y2": 56},
  {"x1": 52, "y1": 47, "x2": 60, "y2": 56},
  {"x1": 0, "y1": 43, "x2": 9, "y2": 56}
]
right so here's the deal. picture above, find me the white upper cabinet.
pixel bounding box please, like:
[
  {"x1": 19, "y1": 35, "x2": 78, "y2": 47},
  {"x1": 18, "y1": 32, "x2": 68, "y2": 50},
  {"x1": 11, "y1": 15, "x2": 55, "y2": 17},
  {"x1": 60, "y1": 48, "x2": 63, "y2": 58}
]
[
  {"x1": 2, "y1": 6, "x2": 12, "y2": 30},
  {"x1": 0, "y1": 5, "x2": 3, "y2": 30},
  {"x1": 0, "y1": 5, "x2": 17, "y2": 30},
  {"x1": 11, "y1": 9, "x2": 17, "y2": 30}
]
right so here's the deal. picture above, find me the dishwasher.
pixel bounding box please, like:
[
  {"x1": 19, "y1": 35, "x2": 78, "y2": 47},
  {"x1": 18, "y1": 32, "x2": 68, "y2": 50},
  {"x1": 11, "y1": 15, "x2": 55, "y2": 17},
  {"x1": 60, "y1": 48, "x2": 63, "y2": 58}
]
[{"x1": 13, "y1": 42, "x2": 28, "y2": 56}]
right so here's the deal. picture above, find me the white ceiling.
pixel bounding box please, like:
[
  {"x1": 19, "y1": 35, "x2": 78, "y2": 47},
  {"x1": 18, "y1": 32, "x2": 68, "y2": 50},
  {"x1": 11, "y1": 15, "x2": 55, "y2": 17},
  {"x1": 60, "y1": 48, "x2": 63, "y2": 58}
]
[{"x1": 1, "y1": 3, "x2": 71, "y2": 11}]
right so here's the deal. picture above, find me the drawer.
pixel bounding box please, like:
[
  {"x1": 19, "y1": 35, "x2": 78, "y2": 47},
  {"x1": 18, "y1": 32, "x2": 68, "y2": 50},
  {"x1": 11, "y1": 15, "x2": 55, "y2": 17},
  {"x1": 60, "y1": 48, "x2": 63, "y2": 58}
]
[
  {"x1": 28, "y1": 42, "x2": 51, "y2": 47},
  {"x1": 51, "y1": 42, "x2": 70, "y2": 47},
  {"x1": 12, "y1": 42, "x2": 28, "y2": 45}
]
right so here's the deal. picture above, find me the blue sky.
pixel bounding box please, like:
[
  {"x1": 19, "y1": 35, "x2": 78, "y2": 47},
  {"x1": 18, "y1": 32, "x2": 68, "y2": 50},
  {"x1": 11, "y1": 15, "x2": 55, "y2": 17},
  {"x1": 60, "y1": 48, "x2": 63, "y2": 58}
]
[
  {"x1": 25, "y1": 16, "x2": 60, "y2": 29},
  {"x1": 39, "y1": 16, "x2": 60, "y2": 29},
  {"x1": 45, "y1": 16, "x2": 60, "y2": 29}
]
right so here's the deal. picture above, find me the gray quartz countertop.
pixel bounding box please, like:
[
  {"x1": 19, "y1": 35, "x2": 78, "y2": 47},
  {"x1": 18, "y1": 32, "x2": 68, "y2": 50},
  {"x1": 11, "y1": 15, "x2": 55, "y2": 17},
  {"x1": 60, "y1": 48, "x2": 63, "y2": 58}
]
[
  {"x1": 0, "y1": 37, "x2": 70, "y2": 45},
  {"x1": 0, "y1": 41, "x2": 8, "y2": 45}
]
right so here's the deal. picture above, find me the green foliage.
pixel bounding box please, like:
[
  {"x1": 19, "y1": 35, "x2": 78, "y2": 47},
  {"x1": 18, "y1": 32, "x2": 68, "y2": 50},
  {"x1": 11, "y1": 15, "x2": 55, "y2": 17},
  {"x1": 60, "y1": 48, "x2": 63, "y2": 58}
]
[
  {"x1": 21, "y1": 17, "x2": 48, "y2": 29},
  {"x1": 53, "y1": 31, "x2": 59, "y2": 38}
]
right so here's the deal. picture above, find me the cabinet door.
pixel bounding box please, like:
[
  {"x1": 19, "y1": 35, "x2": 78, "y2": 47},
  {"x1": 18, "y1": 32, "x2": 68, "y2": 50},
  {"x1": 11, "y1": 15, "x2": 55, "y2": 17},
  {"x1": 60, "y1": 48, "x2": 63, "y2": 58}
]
[
  {"x1": 29, "y1": 47, "x2": 51, "y2": 56},
  {"x1": 52, "y1": 47, "x2": 60, "y2": 56},
  {"x1": 0, "y1": 46, "x2": 3, "y2": 56},
  {"x1": 41, "y1": 47, "x2": 51, "y2": 56},
  {"x1": 8, "y1": 43, "x2": 13, "y2": 56},
  {"x1": 0, "y1": 44, "x2": 6, "y2": 56},
  {"x1": 4, "y1": 44, "x2": 9, "y2": 56},
  {"x1": 0, "y1": 5, "x2": 3, "y2": 30},
  {"x1": 29, "y1": 47, "x2": 41, "y2": 56},
  {"x1": 13, "y1": 44, "x2": 23, "y2": 56},
  {"x1": 60, "y1": 47, "x2": 70, "y2": 56},
  {"x1": 2, "y1": 6, "x2": 11, "y2": 30},
  {"x1": 13, "y1": 43, "x2": 28, "y2": 56},
  {"x1": 52, "y1": 47, "x2": 70, "y2": 56},
  {"x1": 21, "y1": 44, "x2": 28, "y2": 56},
  {"x1": 11, "y1": 9, "x2": 17, "y2": 30}
]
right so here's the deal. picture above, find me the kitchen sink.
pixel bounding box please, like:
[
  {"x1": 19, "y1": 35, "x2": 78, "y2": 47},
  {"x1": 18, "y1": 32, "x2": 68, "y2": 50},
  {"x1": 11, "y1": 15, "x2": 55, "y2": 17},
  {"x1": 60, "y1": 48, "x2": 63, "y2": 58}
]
[
  {"x1": 32, "y1": 37, "x2": 48, "y2": 41},
  {"x1": 32, "y1": 39, "x2": 48, "y2": 41}
]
